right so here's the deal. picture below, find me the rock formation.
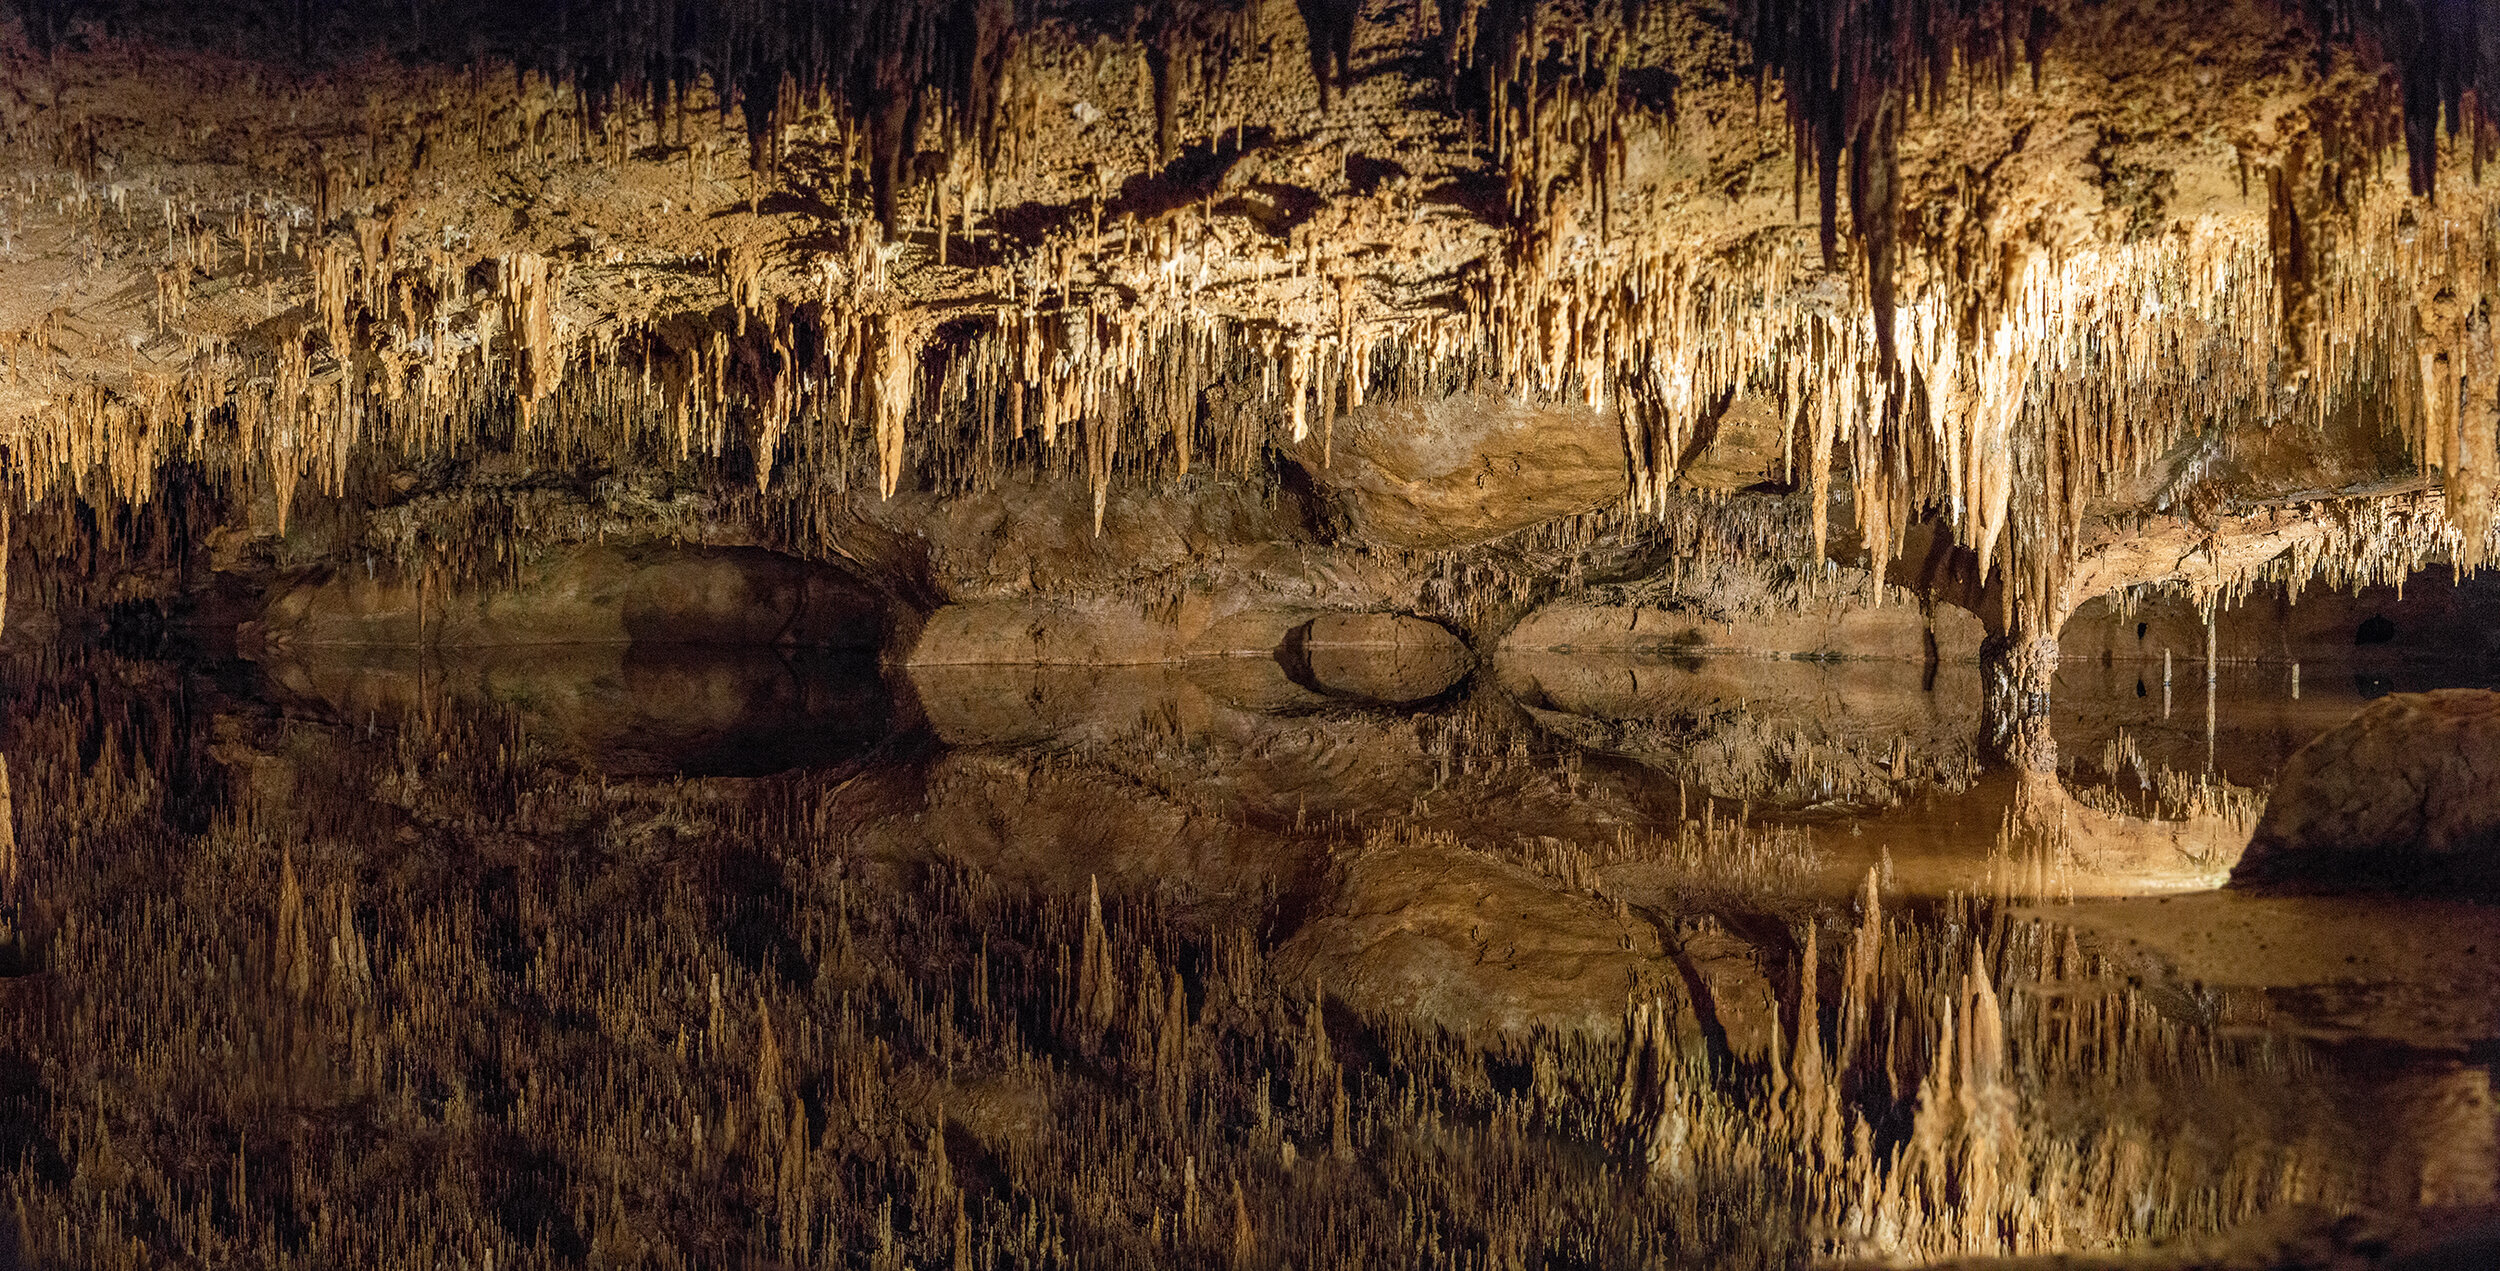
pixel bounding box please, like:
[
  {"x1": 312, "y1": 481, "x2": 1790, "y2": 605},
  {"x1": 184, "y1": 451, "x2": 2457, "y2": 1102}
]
[
  {"x1": 2233, "y1": 688, "x2": 2500, "y2": 897},
  {"x1": 4, "y1": 4, "x2": 2500, "y2": 1270},
  {"x1": 0, "y1": 0, "x2": 2488, "y2": 698}
]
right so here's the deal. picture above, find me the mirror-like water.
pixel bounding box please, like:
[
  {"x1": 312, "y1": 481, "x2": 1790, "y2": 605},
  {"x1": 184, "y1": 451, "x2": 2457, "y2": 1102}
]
[{"x1": 0, "y1": 641, "x2": 2492, "y2": 1269}]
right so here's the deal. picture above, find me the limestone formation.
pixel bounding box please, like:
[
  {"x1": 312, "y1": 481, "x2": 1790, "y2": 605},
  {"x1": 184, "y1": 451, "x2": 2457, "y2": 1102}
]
[
  {"x1": 2233, "y1": 689, "x2": 2500, "y2": 897},
  {"x1": 5, "y1": 4, "x2": 2500, "y2": 1268},
  {"x1": 1291, "y1": 611, "x2": 1472, "y2": 702},
  {"x1": 1285, "y1": 396, "x2": 1629, "y2": 550},
  {"x1": 1275, "y1": 828, "x2": 1679, "y2": 1038},
  {"x1": 0, "y1": 0, "x2": 2491, "y2": 666}
]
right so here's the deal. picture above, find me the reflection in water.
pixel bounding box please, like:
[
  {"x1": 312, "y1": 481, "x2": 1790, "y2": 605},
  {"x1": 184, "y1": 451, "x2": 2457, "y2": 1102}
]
[
  {"x1": 0, "y1": 645, "x2": 2491, "y2": 1268},
  {"x1": 261, "y1": 644, "x2": 896, "y2": 776}
]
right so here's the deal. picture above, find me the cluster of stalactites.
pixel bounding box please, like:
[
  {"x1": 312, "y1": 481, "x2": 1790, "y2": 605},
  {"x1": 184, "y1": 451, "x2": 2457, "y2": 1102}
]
[
  {"x1": 6, "y1": 1, "x2": 2500, "y2": 645},
  {"x1": 1511, "y1": 220, "x2": 2292, "y2": 627},
  {"x1": 5, "y1": 186, "x2": 2488, "y2": 645}
]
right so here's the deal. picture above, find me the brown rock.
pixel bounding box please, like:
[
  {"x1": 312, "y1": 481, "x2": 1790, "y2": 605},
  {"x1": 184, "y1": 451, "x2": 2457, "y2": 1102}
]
[
  {"x1": 907, "y1": 600, "x2": 1187, "y2": 666},
  {"x1": 1287, "y1": 395, "x2": 1627, "y2": 550},
  {"x1": 1675, "y1": 394, "x2": 1787, "y2": 493},
  {"x1": 2231, "y1": 689, "x2": 2500, "y2": 896},
  {"x1": 256, "y1": 644, "x2": 891, "y2": 775},
  {"x1": 1276, "y1": 833, "x2": 1682, "y2": 1037},
  {"x1": 1668, "y1": 922, "x2": 1782, "y2": 1068},
  {"x1": 1294, "y1": 613, "x2": 1472, "y2": 702},
  {"x1": 249, "y1": 545, "x2": 882, "y2": 649}
]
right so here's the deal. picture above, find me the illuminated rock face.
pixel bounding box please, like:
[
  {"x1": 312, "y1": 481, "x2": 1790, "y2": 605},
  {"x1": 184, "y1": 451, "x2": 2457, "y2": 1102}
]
[
  {"x1": 0, "y1": 0, "x2": 2494, "y2": 682},
  {"x1": 1273, "y1": 829, "x2": 1677, "y2": 1038},
  {"x1": 1284, "y1": 396, "x2": 1629, "y2": 550},
  {"x1": 246, "y1": 544, "x2": 885, "y2": 650},
  {"x1": 2234, "y1": 689, "x2": 2500, "y2": 897}
]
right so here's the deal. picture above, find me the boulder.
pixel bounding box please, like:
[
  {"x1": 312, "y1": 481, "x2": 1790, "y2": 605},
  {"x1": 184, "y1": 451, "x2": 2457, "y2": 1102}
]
[
  {"x1": 2231, "y1": 689, "x2": 2500, "y2": 896},
  {"x1": 1286, "y1": 395, "x2": 1627, "y2": 550},
  {"x1": 1291, "y1": 612, "x2": 1472, "y2": 702},
  {"x1": 907, "y1": 599, "x2": 1187, "y2": 666},
  {"x1": 1275, "y1": 833, "x2": 1683, "y2": 1037}
]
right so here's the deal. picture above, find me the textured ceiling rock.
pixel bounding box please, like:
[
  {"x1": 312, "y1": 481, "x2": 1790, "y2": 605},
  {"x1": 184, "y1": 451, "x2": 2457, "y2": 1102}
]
[
  {"x1": 1286, "y1": 396, "x2": 1629, "y2": 550},
  {"x1": 0, "y1": 0, "x2": 2494, "y2": 648}
]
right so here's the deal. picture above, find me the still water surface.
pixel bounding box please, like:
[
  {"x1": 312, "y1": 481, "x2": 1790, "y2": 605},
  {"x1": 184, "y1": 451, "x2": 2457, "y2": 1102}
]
[{"x1": 0, "y1": 641, "x2": 2493, "y2": 1267}]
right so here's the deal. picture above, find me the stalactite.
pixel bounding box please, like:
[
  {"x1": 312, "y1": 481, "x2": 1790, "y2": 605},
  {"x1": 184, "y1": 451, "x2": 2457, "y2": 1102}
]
[{"x1": 0, "y1": 0, "x2": 2495, "y2": 618}]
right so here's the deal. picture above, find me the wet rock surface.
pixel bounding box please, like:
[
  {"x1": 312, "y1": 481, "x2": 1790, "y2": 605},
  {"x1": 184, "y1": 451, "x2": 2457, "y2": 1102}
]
[
  {"x1": 1503, "y1": 593, "x2": 1983, "y2": 661},
  {"x1": 1495, "y1": 651, "x2": 1989, "y2": 811},
  {"x1": 1290, "y1": 612, "x2": 1473, "y2": 703},
  {"x1": 2232, "y1": 689, "x2": 2500, "y2": 897},
  {"x1": 1275, "y1": 830, "x2": 1678, "y2": 1038},
  {"x1": 248, "y1": 545, "x2": 885, "y2": 650}
]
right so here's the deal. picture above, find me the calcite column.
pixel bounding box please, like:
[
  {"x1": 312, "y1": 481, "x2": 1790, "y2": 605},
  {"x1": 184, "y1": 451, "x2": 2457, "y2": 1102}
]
[{"x1": 1979, "y1": 632, "x2": 2059, "y2": 773}]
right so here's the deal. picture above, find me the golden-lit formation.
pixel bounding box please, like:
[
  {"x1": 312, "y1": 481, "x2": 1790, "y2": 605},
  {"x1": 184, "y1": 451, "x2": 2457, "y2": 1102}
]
[
  {"x1": 1, "y1": 3, "x2": 2498, "y2": 1269},
  {"x1": 0, "y1": 0, "x2": 2494, "y2": 645}
]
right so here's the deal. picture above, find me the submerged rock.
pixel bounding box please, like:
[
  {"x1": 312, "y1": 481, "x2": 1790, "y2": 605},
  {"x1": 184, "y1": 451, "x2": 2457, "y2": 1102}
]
[{"x1": 2232, "y1": 689, "x2": 2500, "y2": 897}]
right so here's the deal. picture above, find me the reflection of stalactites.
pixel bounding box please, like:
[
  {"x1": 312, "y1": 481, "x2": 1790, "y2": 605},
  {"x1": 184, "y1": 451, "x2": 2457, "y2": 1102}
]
[
  {"x1": 0, "y1": 753, "x2": 14, "y2": 900},
  {"x1": 1956, "y1": 943, "x2": 2015, "y2": 1248},
  {"x1": 1075, "y1": 875, "x2": 1119, "y2": 1039},
  {"x1": 0, "y1": 501, "x2": 10, "y2": 639},
  {"x1": 755, "y1": 999, "x2": 789, "y2": 1137},
  {"x1": 1790, "y1": 925, "x2": 1826, "y2": 1124},
  {"x1": 323, "y1": 881, "x2": 372, "y2": 1013},
  {"x1": 275, "y1": 848, "x2": 314, "y2": 1004},
  {"x1": 1838, "y1": 868, "x2": 1880, "y2": 1072}
]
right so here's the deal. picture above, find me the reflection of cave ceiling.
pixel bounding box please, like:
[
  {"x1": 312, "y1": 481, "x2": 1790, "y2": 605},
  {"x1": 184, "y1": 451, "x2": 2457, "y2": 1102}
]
[{"x1": 0, "y1": 0, "x2": 2495, "y2": 635}]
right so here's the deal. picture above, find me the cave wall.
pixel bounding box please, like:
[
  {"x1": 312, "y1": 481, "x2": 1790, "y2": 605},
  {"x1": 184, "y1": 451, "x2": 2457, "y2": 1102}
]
[{"x1": 0, "y1": 0, "x2": 2492, "y2": 662}]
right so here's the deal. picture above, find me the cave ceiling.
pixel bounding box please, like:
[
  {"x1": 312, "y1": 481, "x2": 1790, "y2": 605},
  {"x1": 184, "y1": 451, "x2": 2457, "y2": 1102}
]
[{"x1": 0, "y1": 0, "x2": 2494, "y2": 639}]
